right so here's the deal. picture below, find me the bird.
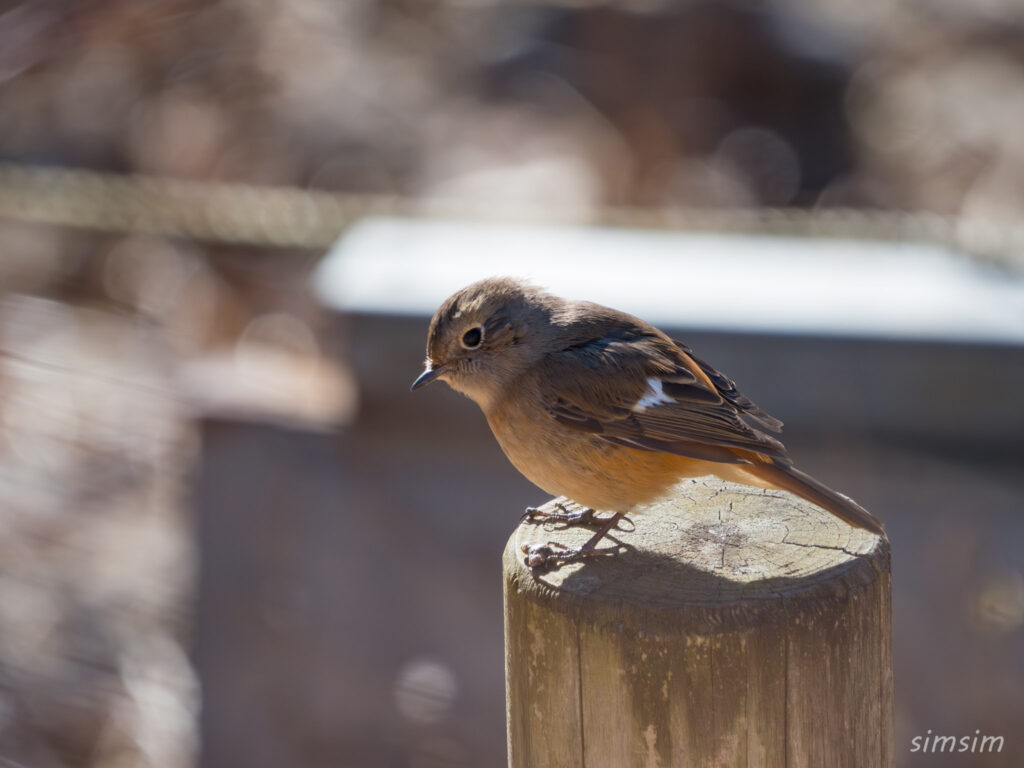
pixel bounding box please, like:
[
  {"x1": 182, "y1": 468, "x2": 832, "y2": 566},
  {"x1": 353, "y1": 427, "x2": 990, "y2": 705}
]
[{"x1": 412, "y1": 277, "x2": 884, "y2": 567}]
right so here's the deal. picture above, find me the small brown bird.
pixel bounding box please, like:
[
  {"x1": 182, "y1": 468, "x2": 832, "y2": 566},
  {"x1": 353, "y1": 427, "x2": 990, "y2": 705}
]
[{"x1": 412, "y1": 277, "x2": 884, "y2": 567}]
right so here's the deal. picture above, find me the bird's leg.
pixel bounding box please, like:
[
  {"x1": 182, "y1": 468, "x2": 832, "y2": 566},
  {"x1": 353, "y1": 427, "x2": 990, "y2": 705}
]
[
  {"x1": 521, "y1": 512, "x2": 625, "y2": 569},
  {"x1": 522, "y1": 501, "x2": 599, "y2": 526}
]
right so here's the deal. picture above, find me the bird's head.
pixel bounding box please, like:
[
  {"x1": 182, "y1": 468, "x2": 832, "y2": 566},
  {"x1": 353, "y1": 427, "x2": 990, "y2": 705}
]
[{"x1": 411, "y1": 277, "x2": 554, "y2": 409}]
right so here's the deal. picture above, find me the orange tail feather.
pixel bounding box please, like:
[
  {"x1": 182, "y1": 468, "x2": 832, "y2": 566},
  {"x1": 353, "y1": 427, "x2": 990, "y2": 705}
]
[{"x1": 740, "y1": 461, "x2": 885, "y2": 536}]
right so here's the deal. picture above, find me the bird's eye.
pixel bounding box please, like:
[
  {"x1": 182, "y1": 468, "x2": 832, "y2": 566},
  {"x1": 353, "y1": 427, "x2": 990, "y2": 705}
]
[{"x1": 461, "y1": 326, "x2": 483, "y2": 349}]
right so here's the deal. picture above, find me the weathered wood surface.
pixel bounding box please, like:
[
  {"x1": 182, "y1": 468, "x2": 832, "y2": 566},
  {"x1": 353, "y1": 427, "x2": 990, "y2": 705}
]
[{"x1": 504, "y1": 476, "x2": 893, "y2": 768}]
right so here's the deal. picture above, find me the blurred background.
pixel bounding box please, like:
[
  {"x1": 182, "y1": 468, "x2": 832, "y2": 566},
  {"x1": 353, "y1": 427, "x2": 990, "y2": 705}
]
[{"x1": 1, "y1": 1, "x2": 1023, "y2": 767}]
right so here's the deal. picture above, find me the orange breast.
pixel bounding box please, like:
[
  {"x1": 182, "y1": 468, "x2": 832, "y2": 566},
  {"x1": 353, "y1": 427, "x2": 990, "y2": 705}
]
[{"x1": 486, "y1": 399, "x2": 737, "y2": 513}]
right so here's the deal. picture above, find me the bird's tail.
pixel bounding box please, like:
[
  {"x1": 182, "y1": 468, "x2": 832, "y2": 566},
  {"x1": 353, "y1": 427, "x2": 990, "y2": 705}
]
[{"x1": 741, "y1": 461, "x2": 886, "y2": 536}]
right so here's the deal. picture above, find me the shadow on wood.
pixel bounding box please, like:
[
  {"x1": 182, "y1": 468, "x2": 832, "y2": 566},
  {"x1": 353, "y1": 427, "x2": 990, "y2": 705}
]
[{"x1": 503, "y1": 476, "x2": 893, "y2": 768}]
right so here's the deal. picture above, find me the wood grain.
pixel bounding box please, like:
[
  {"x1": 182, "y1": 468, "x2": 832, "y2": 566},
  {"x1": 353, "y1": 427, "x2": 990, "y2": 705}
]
[{"x1": 503, "y1": 476, "x2": 893, "y2": 768}]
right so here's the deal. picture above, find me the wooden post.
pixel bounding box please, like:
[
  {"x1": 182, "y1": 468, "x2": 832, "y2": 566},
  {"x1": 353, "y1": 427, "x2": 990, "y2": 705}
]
[{"x1": 503, "y1": 477, "x2": 893, "y2": 768}]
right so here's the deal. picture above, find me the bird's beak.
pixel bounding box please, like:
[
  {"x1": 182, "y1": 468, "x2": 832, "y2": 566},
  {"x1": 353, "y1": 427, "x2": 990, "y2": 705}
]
[{"x1": 411, "y1": 364, "x2": 447, "y2": 391}]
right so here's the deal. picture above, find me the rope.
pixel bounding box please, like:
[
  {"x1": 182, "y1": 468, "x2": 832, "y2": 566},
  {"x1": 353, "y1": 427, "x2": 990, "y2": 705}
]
[{"x1": 0, "y1": 162, "x2": 1021, "y2": 270}]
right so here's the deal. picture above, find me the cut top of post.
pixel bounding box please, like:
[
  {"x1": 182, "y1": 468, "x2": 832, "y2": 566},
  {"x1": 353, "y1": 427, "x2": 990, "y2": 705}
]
[{"x1": 505, "y1": 477, "x2": 889, "y2": 636}]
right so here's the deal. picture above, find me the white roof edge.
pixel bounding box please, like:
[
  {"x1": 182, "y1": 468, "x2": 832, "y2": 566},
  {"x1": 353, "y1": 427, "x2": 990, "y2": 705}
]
[{"x1": 314, "y1": 216, "x2": 1024, "y2": 345}]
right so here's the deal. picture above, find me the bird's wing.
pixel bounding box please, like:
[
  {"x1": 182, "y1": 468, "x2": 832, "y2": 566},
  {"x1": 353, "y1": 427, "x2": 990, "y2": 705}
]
[
  {"x1": 675, "y1": 342, "x2": 784, "y2": 434},
  {"x1": 535, "y1": 330, "x2": 788, "y2": 465}
]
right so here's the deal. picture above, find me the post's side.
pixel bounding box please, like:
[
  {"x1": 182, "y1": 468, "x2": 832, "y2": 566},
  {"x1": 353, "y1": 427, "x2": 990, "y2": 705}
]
[{"x1": 503, "y1": 477, "x2": 893, "y2": 768}]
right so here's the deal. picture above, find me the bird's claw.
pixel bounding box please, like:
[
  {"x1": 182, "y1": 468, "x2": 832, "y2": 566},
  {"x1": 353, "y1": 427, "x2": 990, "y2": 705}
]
[
  {"x1": 520, "y1": 541, "x2": 617, "y2": 569},
  {"x1": 521, "y1": 542, "x2": 565, "y2": 568},
  {"x1": 522, "y1": 503, "x2": 598, "y2": 526}
]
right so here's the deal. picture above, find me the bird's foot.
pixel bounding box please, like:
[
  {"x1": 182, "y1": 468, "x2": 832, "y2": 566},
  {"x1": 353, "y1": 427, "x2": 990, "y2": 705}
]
[
  {"x1": 522, "y1": 502, "x2": 599, "y2": 527},
  {"x1": 520, "y1": 511, "x2": 626, "y2": 569},
  {"x1": 520, "y1": 541, "x2": 618, "y2": 569}
]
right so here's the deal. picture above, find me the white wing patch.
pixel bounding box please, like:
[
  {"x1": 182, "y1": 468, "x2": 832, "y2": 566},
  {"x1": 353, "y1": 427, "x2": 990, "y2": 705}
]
[{"x1": 632, "y1": 378, "x2": 675, "y2": 412}]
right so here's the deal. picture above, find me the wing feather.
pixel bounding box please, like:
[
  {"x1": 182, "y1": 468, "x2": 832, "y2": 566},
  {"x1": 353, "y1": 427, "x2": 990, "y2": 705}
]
[{"x1": 536, "y1": 328, "x2": 788, "y2": 465}]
